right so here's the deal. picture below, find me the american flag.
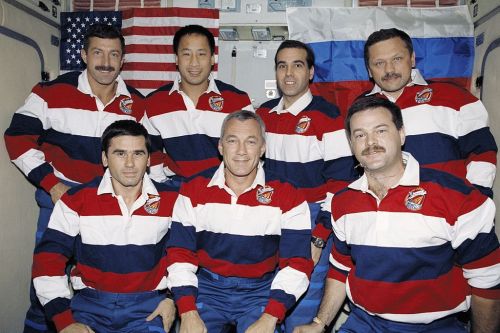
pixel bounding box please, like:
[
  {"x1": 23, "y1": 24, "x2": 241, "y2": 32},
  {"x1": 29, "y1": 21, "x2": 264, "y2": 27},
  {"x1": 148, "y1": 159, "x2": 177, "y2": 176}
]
[
  {"x1": 60, "y1": 11, "x2": 122, "y2": 71},
  {"x1": 60, "y1": 8, "x2": 219, "y2": 96}
]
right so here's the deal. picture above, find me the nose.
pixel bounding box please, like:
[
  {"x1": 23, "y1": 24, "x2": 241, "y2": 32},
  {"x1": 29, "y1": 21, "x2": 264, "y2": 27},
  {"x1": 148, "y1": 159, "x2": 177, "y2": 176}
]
[
  {"x1": 286, "y1": 65, "x2": 293, "y2": 76},
  {"x1": 385, "y1": 61, "x2": 395, "y2": 73},
  {"x1": 366, "y1": 132, "x2": 377, "y2": 146},
  {"x1": 125, "y1": 153, "x2": 134, "y2": 167},
  {"x1": 236, "y1": 142, "x2": 247, "y2": 155},
  {"x1": 190, "y1": 54, "x2": 199, "y2": 66}
]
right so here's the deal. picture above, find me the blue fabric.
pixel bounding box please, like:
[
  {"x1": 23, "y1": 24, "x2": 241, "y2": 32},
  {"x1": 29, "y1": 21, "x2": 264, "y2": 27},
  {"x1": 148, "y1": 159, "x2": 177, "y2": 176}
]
[
  {"x1": 196, "y1": 269, "x2": 280, "y2": 333},
  {"x1": 282, "y1": 202, "x2": 331, "y2": 333},
  {"x1": 339, "y1": 305, "x2": 468, "y2": 333},
  {"x1": 25, "y1": 181, "x2": 77, "y2": 333},
  {"x1": 71, "y1": 288, "x2": 170, "y2": 333}
]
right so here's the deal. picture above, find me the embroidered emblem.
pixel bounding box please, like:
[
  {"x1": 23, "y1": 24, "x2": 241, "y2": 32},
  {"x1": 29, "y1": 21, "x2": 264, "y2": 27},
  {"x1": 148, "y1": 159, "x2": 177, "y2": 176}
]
[
  {"x1": 415, "y1": 87, "x2": 433, "y2": 104},
  {"x1": 208, "y1": 95, "x2": 224, "y2": 111},
  {"x1": 295, "y1": 116, "x2": 311, "y2": 134},
  {"x1": 405, "y1": 187, "x2": 427, "y2": 211},
  {"x1": 119, "y1": 97, "x2": 133, "y2": 114},
  {"x1": 256, "y1": 185, "x2": 274, "y2": 204},
  {"x1": 144, "y1": 193, "x2": 160, "y2": 214}
]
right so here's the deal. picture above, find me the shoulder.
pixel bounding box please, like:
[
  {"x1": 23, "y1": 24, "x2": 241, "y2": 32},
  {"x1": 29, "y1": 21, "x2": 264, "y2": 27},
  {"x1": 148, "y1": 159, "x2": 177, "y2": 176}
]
[
  {"x1": 214, "y1": 79, "x2": 249, "y2": 96},
  {"x1": 146, "y1": 82, "x2": 175, "y2": 99}
]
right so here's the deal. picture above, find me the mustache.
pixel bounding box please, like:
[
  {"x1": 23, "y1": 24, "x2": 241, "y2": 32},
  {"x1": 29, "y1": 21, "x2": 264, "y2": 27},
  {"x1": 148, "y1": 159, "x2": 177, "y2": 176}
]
[
  {"x1": 361, "y1": 145, "x2": 385, "y2": 155},
  {"x1": 94, "y1": 65, "x2": 116, "y2": 72},
  {"x1": 382, "y1": 73, "x2": 401, "y2": 81}
]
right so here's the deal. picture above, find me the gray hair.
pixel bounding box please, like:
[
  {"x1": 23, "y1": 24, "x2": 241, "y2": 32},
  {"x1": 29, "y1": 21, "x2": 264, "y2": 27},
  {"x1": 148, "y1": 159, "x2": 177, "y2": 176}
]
[{"x1": 220, "y1": 110, "x2": 266, "y2": 142}]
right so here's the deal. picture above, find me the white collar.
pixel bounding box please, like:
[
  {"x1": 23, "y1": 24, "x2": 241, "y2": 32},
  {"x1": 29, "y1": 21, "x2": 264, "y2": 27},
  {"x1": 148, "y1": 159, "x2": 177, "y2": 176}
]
[
  {"x1": 270, "y1": 90, "x2": 313, "y2": 116},
  {"x1": 77, "y1": 69, "x2": 130, "y2": 98},
  {"x1": 208, "y1": 161, "x2": 266, "y2": 191},
  {"x1": 169, "y1": 73, "x2": 220, "y2": 96},
  {"x1": 97, "y1": 168, "x2": 158, "y2": 198},
  {"x1": 349, "y1": 152, "x2": 420, "y2": 192}
]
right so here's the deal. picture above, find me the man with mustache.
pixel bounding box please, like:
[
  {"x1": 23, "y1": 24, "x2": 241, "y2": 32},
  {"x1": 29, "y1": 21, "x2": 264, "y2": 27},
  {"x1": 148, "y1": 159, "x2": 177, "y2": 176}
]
[
  {"x1": 143, "y1": 25, "x2": 253, "y2": 184},
  {"x1": 360, "y1": 28, "x2": 497, "y2": 197},
  {"x1": 256, "y1": 40, "x2": 357, "y2": 332},
  {"x1": 295, "y1": 96, "x2": 499, "y2": 333},
  {"x1": 4, "y1": 24, "x2": 144, "y2": 333}
]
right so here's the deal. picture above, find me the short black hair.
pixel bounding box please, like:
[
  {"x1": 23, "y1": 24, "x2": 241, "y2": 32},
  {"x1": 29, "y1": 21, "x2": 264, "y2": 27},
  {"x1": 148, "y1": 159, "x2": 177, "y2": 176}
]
[
  {"x1": 83, "y1": 23, "x2": 125, "y2": 56},
  {"x1": 101, "y1": 120, "x2": 151, "y2": 155},
  {"x1": 173, "y1": 25, "x2": 216, "y2": 55},
  {"x1": 345, "y1": 96, "x2": 403, "y2": 137},
  {"x1": 364, "y1": 28, "x2": 413, "y2": 67},
  {"x1": 275, "y1": 40, "x2": 315, "y2": 69}
]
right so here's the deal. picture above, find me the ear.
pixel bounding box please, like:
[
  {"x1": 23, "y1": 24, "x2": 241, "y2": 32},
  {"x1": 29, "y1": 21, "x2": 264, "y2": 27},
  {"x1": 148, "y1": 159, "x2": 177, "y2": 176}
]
[
  {"x1": 260, "y1": 143, "x2": 266, "y2": 158},
  {"x1": 102, "y1": 151, "x2": 108, "y2": 167},
  {"x1": 218, "y1": 140, "x2": 223, "y2": 156},
  {"x1": 175, "y1": 54, "x2": 179, "y2": 66},
  {"x1": 399, "y1": 126, "x2": 406, "y2": 146},
  {"x1": 211, "y1": 54, "x2": 215, "y2": 66},
  {"x1": 411, "y1": 52, "x2": 416, "y2": 68},
  {"x1": 120, "y1": 55, "x2": 125, "y2": 69},
  {"x1": 367, "y1": 67, "x2": 373, "y2": 78},
  {"x1": 81, "y1": 48, "x2": 88, "y2": 65},
  {"x1": 309, "y1": 65, "x2": 315, "y2": 81}
]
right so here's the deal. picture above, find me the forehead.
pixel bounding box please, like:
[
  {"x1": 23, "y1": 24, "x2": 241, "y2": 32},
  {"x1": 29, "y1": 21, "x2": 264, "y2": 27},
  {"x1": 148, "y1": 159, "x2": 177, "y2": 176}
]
[
  {"x1": 224, "y1": 118, "x2": 261, "y2": 136},
  {"x1": 178, "y1": 33, "x2": 210, "y2": 49},
  {"x1": 108, "y1": 135, "x2": 147, "y2": 149},
  {"x1": 277, "y1": 47, "x2": 308, "y2": 62},
  {"x1": 350, "y1": 107, "x2": 394, "y2": 129},
  {"x1": 368, "y1": 37, "x2": 409, "y2": 58},
  {"x1": 87, "y1": 37, "x2": 122, "y2": 49}
]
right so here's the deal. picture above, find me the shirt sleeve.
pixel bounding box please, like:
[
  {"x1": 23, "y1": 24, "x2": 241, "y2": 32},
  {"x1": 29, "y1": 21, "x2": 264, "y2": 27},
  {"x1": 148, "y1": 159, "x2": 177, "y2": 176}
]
[
  {"x1": 327, "y1": 201, "x2": 354, "y2": 283},
  {"x1": 4, "y1": 89, "x2": 59, "y2": 192},
  {"x1": 32, "y1": 195, "x2": 80, "y2": 331},
  {"x1": 265, "y1": 190, "x2": 314, "y2": 321},
  {"x1": 452, "y1": 189, "x2": 500, "y2": 299},
  {"x1": 166, "y1": 186, "x2": 200, "y2": 315},
  {"x1": 457, "y1": 98, "x2": 497, "y2": 197}
]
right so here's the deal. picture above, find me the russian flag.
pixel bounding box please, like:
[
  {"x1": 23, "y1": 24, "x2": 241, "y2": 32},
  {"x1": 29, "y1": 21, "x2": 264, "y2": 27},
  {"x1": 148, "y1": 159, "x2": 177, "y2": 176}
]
[{"x1": 286, "y1": 6, "x2": 474, "y2": 115}]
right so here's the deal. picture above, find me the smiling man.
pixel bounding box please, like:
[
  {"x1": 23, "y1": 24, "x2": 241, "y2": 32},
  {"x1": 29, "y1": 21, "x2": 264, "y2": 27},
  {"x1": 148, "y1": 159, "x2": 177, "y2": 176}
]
[
  {"x1": 166, "y1": 110, "x2": 314, "y2": 333},
  {"x1": 295, "y1": 96, "x2": 500, "y2": 333},
  {"x1": 144, "y1": 25, "x2": 253, "y2": 184},
  {"x1": 32, "y1": 120, "x2": 178, "y2": 333},
  {"x1": 256, "y1": 40, "x2": 357, "y2": 331},
  {"x1": 4, "y1": 23, "x2": 144, "y2": 333}
]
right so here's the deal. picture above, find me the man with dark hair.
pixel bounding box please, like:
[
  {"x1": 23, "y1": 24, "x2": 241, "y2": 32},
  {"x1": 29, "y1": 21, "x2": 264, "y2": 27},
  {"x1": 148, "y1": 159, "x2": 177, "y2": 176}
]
[
  {"x1": 32, "y1": 120, "x2": 178, "y2": 333},
  {"x1": 4, "y1": 23, "x2": 144, "y2": 333},
  {"x1": 362, "y1": 28, "x2": 497, "y2": 197},
  {"x1": 257, "y1": 39, "x2": 357, "y2": 331},
  {"x1": 166, "y1": 110, "x2": 313, "y2": 333},
  {"x1": 144, "y1": 24, "x2": 253, "y2": 183},
  {"x1": 295, "y1": 96, "x2": 500, "y2": 333}
]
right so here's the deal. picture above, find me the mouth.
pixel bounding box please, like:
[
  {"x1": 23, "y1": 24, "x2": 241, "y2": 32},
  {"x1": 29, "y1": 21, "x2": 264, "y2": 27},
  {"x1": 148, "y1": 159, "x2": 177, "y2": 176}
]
[{"x1": 362, "y1": 147, "x2": 385, "y2": 156}]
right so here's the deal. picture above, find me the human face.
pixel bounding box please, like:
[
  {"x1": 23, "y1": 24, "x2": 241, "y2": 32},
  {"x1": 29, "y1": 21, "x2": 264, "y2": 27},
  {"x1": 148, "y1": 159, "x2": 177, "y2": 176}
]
[
  {"x1": 367, "y1": 37, "x2": 415, "y2": 99},
  {"x1": 349, "y1": 107, "x2": 405, "y2": 176},
  {"x1": 102, "y1": 135, "x2": 150, "y2": 195},
  {"x1": 218, "y1": 119, "x2": 265, "y2": 187},
  {"x1": 276, "y1": 47, "x2": 314, "y2": 106},
  {"x1": 176, "y1": 33, "x2": 215, "y2": 91},
  {"x1": 81, "y1": 37, "x2": 124, "y2": 89}
]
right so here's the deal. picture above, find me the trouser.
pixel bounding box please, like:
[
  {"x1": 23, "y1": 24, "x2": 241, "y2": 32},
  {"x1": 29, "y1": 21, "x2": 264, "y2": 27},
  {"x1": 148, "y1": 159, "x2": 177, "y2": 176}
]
[
  {"x1": 24, "y1": 182, "x2": 76, "y2": 333},
  {"x1": 196, "y1": 268, "x2": 281, "y2": 333},
  {"x1": 339, "y1": 304, "x2": 468, "y2": 333},
  {"x1": 71, "y1": 288, "x2": 169, "y2": 333},
  {"x1": 282, "y1": 202, "x2": 332, "y2": 332}
]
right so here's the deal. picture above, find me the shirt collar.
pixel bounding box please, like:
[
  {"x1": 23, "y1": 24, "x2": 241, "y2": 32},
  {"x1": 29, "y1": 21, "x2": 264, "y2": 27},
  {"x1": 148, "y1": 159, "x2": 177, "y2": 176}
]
[
  {"x1": 208, "y1": 161, "x2": 266, "y2": 191},
  {"x1": 169, "y1": 73, "x2": 220, "y2": 95},
  {"x1": 270, "y1": 90, "x2": 313, "y2": 116},
  {"x1": 367, "y1": 68, "x2": 428, "y2": 97},
  {"x1": 77, "y1": 70, "x2": 130, "y2": 98},
  {"x1": 97, "y1": 168, "x2": 159, "y2": 198},
  {"x1": 348, "y1": 152, "x2": 420, "y2": 192}
]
